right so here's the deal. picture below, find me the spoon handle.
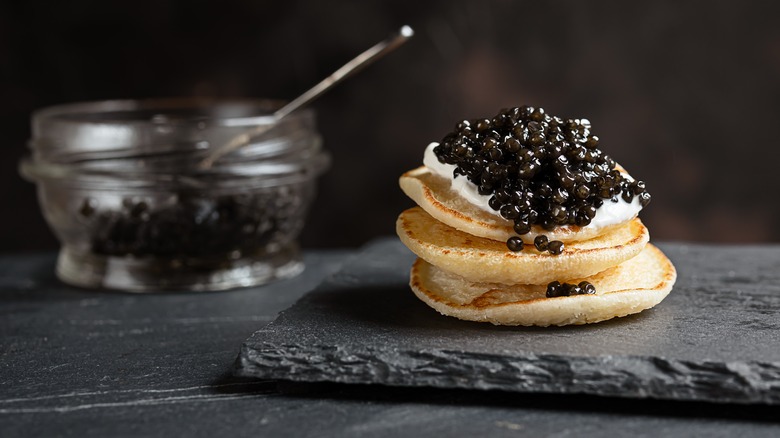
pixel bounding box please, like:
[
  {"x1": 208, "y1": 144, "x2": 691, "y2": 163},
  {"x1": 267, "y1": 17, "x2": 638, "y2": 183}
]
[{"x1": 201, "y1": 25, "x2": 414, "y2": 169}]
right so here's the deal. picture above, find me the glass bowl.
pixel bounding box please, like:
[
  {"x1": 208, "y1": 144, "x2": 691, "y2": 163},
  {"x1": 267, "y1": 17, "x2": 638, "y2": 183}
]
[{"x1": 20, "y1": 98, "x2": 329, "y2": 292}]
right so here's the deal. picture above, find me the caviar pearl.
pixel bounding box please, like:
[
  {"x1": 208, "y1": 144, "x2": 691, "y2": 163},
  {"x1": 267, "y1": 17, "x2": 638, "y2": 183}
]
[
  {"x1": 513, "y1": 221, "x2": 531, "y2": 235},
  {"x1": 546, "y1": 281, "x2": 564, "y2": 298},
  {"x1": 579, "y1": 281, "x2": 597, "y2": 294},
  {"x1": 639, "y1": 192, "x2": 651, "y2": 207},
  {"x1": 534, "y1": 235, "x2": 549, "y2": 251},
  {"x1": 548, "y1": 240, "x2": 564, "y2": 255},
  {"x1": 507, "y1": 236, "x2": 524, "y2": 252},
  {"x1": 500, "y1": 205, "x2": 521, "y2": 220}
]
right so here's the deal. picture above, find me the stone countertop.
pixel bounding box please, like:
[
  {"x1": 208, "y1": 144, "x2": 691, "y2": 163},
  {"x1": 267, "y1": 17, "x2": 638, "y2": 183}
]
[{"x1": 2, "y1": 240, "x2": 780, "y2": 437}]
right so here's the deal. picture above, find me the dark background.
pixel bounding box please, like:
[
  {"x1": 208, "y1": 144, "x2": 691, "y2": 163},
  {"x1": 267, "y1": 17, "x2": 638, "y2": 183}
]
[{"x1": 2, "y1": 0, "x2": 780, "y2": 252}]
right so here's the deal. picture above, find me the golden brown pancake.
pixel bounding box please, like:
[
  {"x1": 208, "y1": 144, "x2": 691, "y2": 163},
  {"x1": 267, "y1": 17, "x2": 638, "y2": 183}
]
[
  {"x1": 409, "y1": 244, "x2": 676, "y2": 326},
  {"x1": 396, "y1": 206, "x2": 649, "y2": 285}
]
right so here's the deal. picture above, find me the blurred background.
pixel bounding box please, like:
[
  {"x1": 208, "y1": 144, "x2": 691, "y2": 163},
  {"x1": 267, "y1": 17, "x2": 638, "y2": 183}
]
[{"x1": 2, "y1": 0, "x2": 780, "y2": 252}]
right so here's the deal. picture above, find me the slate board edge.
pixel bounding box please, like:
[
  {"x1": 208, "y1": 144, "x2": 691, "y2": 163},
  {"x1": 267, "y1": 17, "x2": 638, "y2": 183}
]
[{"x1": 235, "y1": 337, "x2": 780, "y2": 405}]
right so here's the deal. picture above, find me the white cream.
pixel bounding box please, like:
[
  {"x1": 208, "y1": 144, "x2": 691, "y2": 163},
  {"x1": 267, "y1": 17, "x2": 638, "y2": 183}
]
[{"x1": 423, "y1": 142, "x2": 642, "y2": 230}]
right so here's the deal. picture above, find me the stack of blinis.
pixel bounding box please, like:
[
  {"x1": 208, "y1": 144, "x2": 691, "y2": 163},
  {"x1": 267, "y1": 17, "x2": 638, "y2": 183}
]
[{"x1": 395, "y1": 107, "x2": 676, "y2": 326}]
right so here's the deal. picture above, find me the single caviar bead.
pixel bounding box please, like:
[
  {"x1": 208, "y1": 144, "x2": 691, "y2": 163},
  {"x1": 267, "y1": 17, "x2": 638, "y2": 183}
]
[
  {"x1": 633, "y1": 181, "x2": 646, "y2": 195},
  {"x1": 507, "y1": 236, "x2": 524, "y2": 252},
  {"x1": 575, "y1": 184, "x2": 590, "y2": 200},
  {"x1": 548, "y1": 240, "x2": 564, "y2": 255},
  {"x1": 488, "y1": 196, "x2": 502, "y2": 211},
  {"x1": 513, "y1": 221, "x2": 531, "y2": 235},
  {"x1": 500, "y1": 204, "x2": 521, "y2": 220},
  {"x1": 584, "y1": 135, "x2": 599, "y2": 149},
  {"x1": 579, "y1": 281, "x2": 597, "y2": 294},
  {"x1": 546, "y1": 281, "x2": 564, "y2": 298},
  {"x1": 639, "y1": 192, "x2": 651, "y2": 207},
  {"x1": 475, "y1": 118, "x2": 491, "y2": 132},
  {"x1": 504, "y1": 137, "x2": 521, "y2": 152},
  {"x1": 534, "y1": 235, "x2": 549, "y2": 251}
]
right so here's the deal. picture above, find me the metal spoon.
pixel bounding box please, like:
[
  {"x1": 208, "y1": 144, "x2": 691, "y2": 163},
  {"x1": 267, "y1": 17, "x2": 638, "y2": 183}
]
[{"x1": 200, "y1": 25, "x2": 414, "y2": 169}]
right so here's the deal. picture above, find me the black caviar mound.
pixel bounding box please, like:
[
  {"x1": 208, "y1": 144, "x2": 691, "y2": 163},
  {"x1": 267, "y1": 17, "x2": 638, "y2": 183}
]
[
  {"x1": 80, "y1": 188, "x2": 311, "y2": 259},
  {"x1": 433, "y1": 106, "x2": 651, "y2": 252}
]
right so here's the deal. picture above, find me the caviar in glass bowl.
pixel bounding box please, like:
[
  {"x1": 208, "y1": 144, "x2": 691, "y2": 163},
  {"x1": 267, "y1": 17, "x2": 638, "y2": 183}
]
[{"x1": 20, "y1": 99, "x2": 329, "y2": 291}]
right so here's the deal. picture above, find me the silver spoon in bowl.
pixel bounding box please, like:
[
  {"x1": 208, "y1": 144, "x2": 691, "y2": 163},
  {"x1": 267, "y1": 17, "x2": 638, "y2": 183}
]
[{"x1": 199, "y1": 25, "x2": 414, "y2": 169}]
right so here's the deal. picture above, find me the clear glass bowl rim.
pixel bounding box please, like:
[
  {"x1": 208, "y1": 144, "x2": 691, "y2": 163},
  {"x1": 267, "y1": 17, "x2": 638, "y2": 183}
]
[
  {"x1": 22, "y1": 97, "x2": 329, "y2": 189},
  {"x1": 32, "y1": 97, "x2": 302, "y2": 129}
]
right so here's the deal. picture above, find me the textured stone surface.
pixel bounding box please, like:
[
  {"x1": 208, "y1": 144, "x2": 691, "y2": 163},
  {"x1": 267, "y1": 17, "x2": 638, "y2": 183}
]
[
  {"x1": 237, "y1": 239, "x2": 780, "y2": 404},
  {"x1": 3, "y1": 244, "x2": 780, "y2": 437}
]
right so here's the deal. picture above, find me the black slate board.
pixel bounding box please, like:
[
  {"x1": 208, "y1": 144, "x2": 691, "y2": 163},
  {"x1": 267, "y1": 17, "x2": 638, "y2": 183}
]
[{"x1": 236, "y1": 239, "x2": 780, "y2": 404}]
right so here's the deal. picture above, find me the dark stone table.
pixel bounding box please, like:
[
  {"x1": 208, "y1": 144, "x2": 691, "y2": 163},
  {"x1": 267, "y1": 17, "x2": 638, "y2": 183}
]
[
  {"x1": 2, "y1": 239, "x2": 780, "y2": 437},
  {"x1": 237, "y1": 240, "x2": 780, "y2": 405}
]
